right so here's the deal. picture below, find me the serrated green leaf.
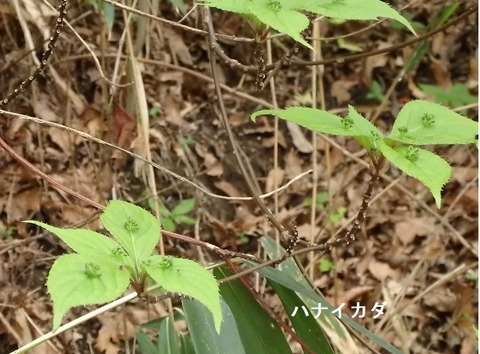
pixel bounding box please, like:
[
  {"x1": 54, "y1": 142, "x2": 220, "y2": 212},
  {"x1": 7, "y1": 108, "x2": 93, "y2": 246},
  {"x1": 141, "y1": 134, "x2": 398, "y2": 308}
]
[
  {"x1": 47, "y1": 254, "x2": 130, "y2": 330},
  {"x1": 26, "y1": 221, "x2": 126, "y2": 265},
  {"x1": 172, "y1": 199, "x2": 196, "y2": 215},
  {"x1": 100, "y1": 200, "x2": 160, "y2": 262},
  {"x1": 247, "y1": 0, "x2": 312, "y2": 49},
  {"x1": 142, "y1": 255, "x2": 222, "y2": 333},
  {"x1": 183, "y1": 298, "x2": 246, "y2": 354},
  {"x1": 379, "y1": 142, "x2": 451, "y2": 208},
  {"x1": 302, "y1": 0, "x2": 416, "y2": 35},
  {"x1": 252, "y1": 106, "x2": 384, "y2": 150},
  {"x1": 389, "y1": 100, "x2": 478, "y2": 145}
]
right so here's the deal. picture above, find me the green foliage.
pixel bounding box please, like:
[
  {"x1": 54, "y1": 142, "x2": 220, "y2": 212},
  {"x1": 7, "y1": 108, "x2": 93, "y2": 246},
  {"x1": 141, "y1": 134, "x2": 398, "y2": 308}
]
[
  {"x1": 252, "y1": 100, "x2": 478, "y2": 208},
  {"x1": 258, "y1": 237, "x2": 403, "y2": 354},
  {"x1": 149, "y1": 106, "x2": 160, "y2": 118},
  {"x1": 86, "y1": 0, "x2": 115, "y2": 34},
  {"x1": 419, "y1": 83, "x2": 477, "y2": 108},
  {"x1": 388, "y1": 100, "x2": 478, "y2": 145},
  {"x1": 329, "y1": 206, "x2": 347, "y2": 225},
  {"x1": 27, "y1": 200, "x2": 221, "y2": 332},
  {"x1": 366, "y1": 80, "x2": 385, "y2": 102},
  {"x1": 319, "y1": 258, "x2": 335, "y2": 272},
  {"x1": 149, "y1": 198, "x2": 197, "y2": 232},
  {"x1": 465, "y1": 269, "x2": 478, "y2": 288},
  {"x1": 303, "y1": 191, "x2": 329, "y2": 210},
  {"x1": 184, "y1": 298, "x2": 246, "y2": 354},
  {"x1": 200, "y1": 0, "x2": 415, "y2": 49},
  {"x1": 389, "y1": 11, "x2": 426, "y2": 31},
  {"x1": 0, "y1": 225, "x2": 15, "y2": 241},
  {"x1": 136, "y1": 315, "x2": 192, "y2": 354},
  {"x1": 214, "y1": 266, "x2": 293, "y2": 353}
]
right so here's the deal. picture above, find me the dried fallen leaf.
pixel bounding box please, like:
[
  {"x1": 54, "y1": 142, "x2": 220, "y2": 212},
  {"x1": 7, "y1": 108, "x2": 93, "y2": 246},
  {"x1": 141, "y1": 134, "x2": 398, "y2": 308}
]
[
  {"x1": 110, "y1": 104, "x2": 137, "y2": 170},
  {"x1": 368, "y1": 260, "x2": 401, "y2": 281},
  {"x1": 394, "y1": 217, "x2": 435, "y2": 245}
]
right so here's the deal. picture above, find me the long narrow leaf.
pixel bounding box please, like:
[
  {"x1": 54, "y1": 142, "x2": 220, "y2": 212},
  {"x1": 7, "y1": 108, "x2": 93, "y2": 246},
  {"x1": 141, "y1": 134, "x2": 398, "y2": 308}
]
[
  {"x1": 214, "y1": 266, "x2": 291, "y2": 354},
  {"x1": 269, "y1": 279, "x2": 334, "y2": 353},
  {"x1": 183, "y1": 298, "x2": 246, "y2": 354},
  {"x1": 259, "y1": 237, "x2": 403, "y2": 354}
]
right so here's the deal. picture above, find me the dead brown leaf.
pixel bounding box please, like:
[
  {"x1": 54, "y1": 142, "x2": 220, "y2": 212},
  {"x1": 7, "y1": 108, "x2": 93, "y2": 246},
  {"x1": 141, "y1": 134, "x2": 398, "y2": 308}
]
[
  {"x1": 394, "y1": 217, "x2": 436, "y2": 245},
  {"x1": 368, "y1": 259, "x2": 401, "y2": 281}
]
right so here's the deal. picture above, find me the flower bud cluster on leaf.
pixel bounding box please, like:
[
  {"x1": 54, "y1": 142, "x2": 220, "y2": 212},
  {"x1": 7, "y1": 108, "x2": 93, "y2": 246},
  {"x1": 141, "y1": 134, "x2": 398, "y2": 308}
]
[
  {"x1": 200, "y1": 0, "x2": 415, "y2": 49},
  {"x1": 26, "y1": 200, "x2": 222, "y2": 332},
  {"x1": 252, "y1": 100, "x2": 477, "y2": 208}
]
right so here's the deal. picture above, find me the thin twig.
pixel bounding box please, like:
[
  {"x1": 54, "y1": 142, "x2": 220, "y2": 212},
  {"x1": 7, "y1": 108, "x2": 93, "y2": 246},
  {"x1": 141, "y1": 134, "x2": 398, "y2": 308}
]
[
  {"x1": 0, "y1": 109, "x2": 311, "y2": 202},
  {"x1": 0, "y1": 0, "x2": 67, "y2": 106}
]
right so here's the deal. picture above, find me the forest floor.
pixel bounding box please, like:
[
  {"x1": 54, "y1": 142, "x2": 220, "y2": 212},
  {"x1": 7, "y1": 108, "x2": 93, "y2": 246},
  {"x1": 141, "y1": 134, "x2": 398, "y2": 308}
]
[{"x1": 0, "y1": 0, "x2": 478, "y2": 353}]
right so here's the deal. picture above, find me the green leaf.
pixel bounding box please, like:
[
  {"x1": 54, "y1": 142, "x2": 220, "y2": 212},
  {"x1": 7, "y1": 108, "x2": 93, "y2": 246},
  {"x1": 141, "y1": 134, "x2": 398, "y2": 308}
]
[
  {"x1": 214, "y1": 266, "x2": 291, "y2": 354},
  {"x1": 161, "y1": 217, "x2": 177, "y2": 232},
  {"x1": 173, "y1": 215, "x2": 197, "y2": 226},
  {"x1": 379, "y1": 142, "x2": 451, "y2": 208},
  {"x1": 366, "y1": 80, "x2": 384, "y2": 102},
  {"x1": 337, "y1": 37, "x2": 363, "y2": 52},
  {"x1": 319, "y1": 258, "x2": 335, "y2": 272},
  {"x1": 302, "y1": 0, "x2": 416, "y2": 35},
  {"x1": 419, "y1": 83, "x2": 477, "y2": 108},
  {"x1": 158, "y1": 316, "x2": 181, "y2": 354},
  {"x1": 199, "y1": 0, "x2": 251, "y2": 14},
  {"x1": 252, "y1": 105, "x2": 384, "y2": 151},
  {"x1": 100, "y1": 1, "x2": 115, "y2": 34},
  {"x1": 137, "y1": 315, "x2": 190, "y2": 354},
  {"x1": 389, "y1": 11, "x2": 425, "y2": 31},
  {"x1": 247, "y1": 0, "x2": 312, "y2": 49},
  {"x1": 329, "y1": 206, "x2": 346, "y2": 225},
  {"x1": 258, "y1": 237, "x2": 403, "y2": 354},
  {"x1": 183, "y1": 298, "x2": 246, "y2": 354},
  {"x1": 100, "y1": 200, "x2": 160, "y2": 262},
  {"x1": 172, "y1": 198, "x2": 196, "y2": 215},
  {"x1": 47, "y1": 254, "x2": 130, "y2": 330},
  {"x1": 389, "y1": 100, "x2": 478, "y2": 145},
  {"x1": 142, "y1": 255, "x2": 222, "y2": 333},
  {"x1": 303, "y1": 191, "x2": 329, "y2": 210},
  {"x1": 178, "y1": 332, "x2": 196, "y2": 354},
  {"x1": 136, "y1": 331, "x2": 160, "y2": 354},
  {"x1": 26, "y1": 221, "x2": 126, "y2": 265},
  {"x1": 268, "y1": 280, "x2": 334, "y2": 354}
]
